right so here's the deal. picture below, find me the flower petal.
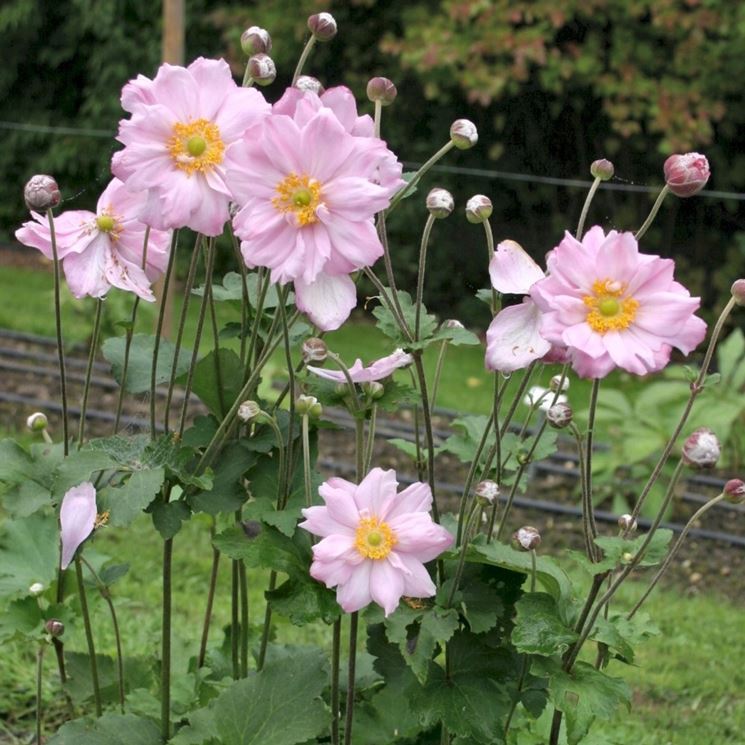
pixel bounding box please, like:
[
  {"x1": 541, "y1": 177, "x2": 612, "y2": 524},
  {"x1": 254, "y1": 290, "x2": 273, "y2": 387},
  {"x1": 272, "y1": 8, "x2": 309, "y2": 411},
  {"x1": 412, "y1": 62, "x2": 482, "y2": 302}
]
[
  {"x1": 60, "y1": 482, "x2": 97, "y2": 569},
  {"x1": 370, "y1": 560, "x2": 406, "y2": 617},
  {"x1": 295, "y1": 272, "x2": 357, "y2": 331},
  {"x1": 485, "y1": 299, "x2": 551, "y2": 372},
  {"x1": 489, "y1": 240, "x2": 545, "y2": 294}
]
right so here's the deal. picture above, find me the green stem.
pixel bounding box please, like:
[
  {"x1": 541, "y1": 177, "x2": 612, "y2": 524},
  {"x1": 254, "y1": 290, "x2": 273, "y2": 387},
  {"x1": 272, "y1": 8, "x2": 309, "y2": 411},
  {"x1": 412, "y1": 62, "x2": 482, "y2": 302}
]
[
  {"x1": 257, "y1": 571, "x2": 276, "y2": 671},
  {"x1": 583, "y1": 379, "x2": 601, "y2": 557},
  {"x1": 77, "y1": 298, "x2": 103, "y2": 447},
  {"x1": 482, "y1": 219, "x2": 499, "y2": 314},
  {"x1": 373, "y1": 99, "x2": 382, "y2": 138},
  {"x1": 373, "y1": 216, "x2": 412, "y2": 341},
  {"x1": 429, "y1": 341, "x2": 448, "y2": 414},
  {"x1": 414, "y1": 214, "x2": 436, "y2": 340},
  {"x1": 331, "y1": 619, "x2": 341, "y2": 745},
  {"x1": 446, "y1": 500, "x2": 481, "y2": 606},
  {"x1": 228, "y1": 226, "x2": 250, "y2": 369},
  {"x1": 343, "y1": 612, "x2": 359, "y2": 745},
  {"x1": 239, "y1": 561, "x2": 249, "y2": 677},
  {"x1": 387, "y1": 141, "x2": 454, "y2": 213},
  {"x1": 635, "y1": 185, "x2": 670, "y2": 241},
  {"x1": 292, "y1": 34, "x2": 317, "y2": 85},
  {"x1": 569, "y1": 422, "x2": 595, "y2": 560},
  {"x1": 576, "y1": 176, "x2": 601, "y2": 240},
  {"x1": 412, "y1": 353, "x2": 440, "y2": 523},
  {"x1": 35, "y1": 643, "x2": 45, "y2": 745},
  {"x1": 231, "y1": 558, "x2": 240, "y2": 679},
  {"x1": 75, "y1": 556, "x2": 101, "y2": 716},
  {"x1": 302, "y1": 414, "x2": 313, "y2": 507},
  {"x1": 197, "y1": 527, "x2": 220, "y2": 669},
  {"x1": 363, "y1": 404, "x2": 378, "y2": 473},
  {"x1": 161, "y1": 531, "x2": 173, "y2": 739}
]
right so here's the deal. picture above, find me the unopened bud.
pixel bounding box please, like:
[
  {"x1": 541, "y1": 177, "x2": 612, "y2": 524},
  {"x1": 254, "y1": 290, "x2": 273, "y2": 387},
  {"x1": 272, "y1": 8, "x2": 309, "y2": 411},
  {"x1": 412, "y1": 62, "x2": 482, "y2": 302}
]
[
  {"x1": 308, "y1": 12, "x2": 337, "y2": 41},
  {"x1": 295, "y1": 75, "x2": 325, "y2": 95},
  {"x1": 618, "y1": 513, "x2": 637, "y2": 533},
  {"x1": 247, "y1": 54, "x2": 276, "y2": 86},
  {"x1": 621, "y1": 551, "x2": 634, "y2": 564},
  {"x1": 426, "y1": 188, "x2": 454, "y2": 218},
  {"x1": 549, "y1": 375, "x2": 569, "y2": 393},
  {"x1": 731, "y1": 279, "x2": 745, "y2": 306},
  {"x1": 449, "y1": 119, "x2": 478, "y2": 149},
  {"x1": 546, "y1": 402, "x2": 573, "y2": 429},
  {"x1": 29, "y1": 582, "x2": 45, "y2": 596},
  {"x1": 26, "y1": 412, "x2": 48, "y2": 431},
  {"x1": 241, "y1": 26, "x2": 272, "y2": 55},
  {"x1": 512, "y1": 525, "x2": 541, "y2": 551},
  {"x1": 237, "y1": 400, "x2": 262, "y2": 422},
  {"x1": 241, "y1": 520, "x2": 262, "y2": 539},
  {"x1": 474, "y1": 480, "x2": 499, "y2": 505},
  {"x1": 362, "y1": 381, "x2": 385, "y2": 400},
  {"x1": 443, "y1": 319, "x2": 464, "y2": 329},
  {"x1": 682, "y1": 427, "x2": 721, "y2": 468},
  {"x1": 590, "y1": 159, "x2": 614, "y2": 181},
  {"x1": 24, "y1": 175, "x2": 61, "y2": 212},
  {"x1": 366, "y1": 77, "x2": 397, "y2": 106},
  {"x1": 45, "y1": 619, "x2": 64, "y2": 638},
  {"x1": 465, "y1": 194, "x2": 492, "y2": 223},
  {"x1": 302, "y1": 337, "x2": 328, "y2": 364},
  {"x1": 296, "y1": 394, "x2": 322, "y2": 418},
  {"x1": 663, "y1": 152, "x2": 710, "y2": 198},
  {"x1": 724, "y1": 479, "x2": 745, "y2": 504}
]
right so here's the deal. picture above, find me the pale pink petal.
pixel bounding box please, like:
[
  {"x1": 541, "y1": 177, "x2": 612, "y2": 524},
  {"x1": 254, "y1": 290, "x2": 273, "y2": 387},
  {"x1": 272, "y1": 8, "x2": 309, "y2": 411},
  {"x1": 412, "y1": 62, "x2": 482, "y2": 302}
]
[
  {"x1": 489, "y1": 240, "x2": 545, "y2": 294},
  {"x1": 104, "y1": 251, "x2": 156, "y2": 301},
  {"x1": 60, "y1": 482, "x2": 97, "y2": 570},
  {"x1": 354, "y1": 468, "x2": 398, "y2": 516},
  {"x1": 323, "y1": 177, "x2": 391, "y2": 221},
  {"x1": 602, "y1": 330, "x2": 656, "y2": 375},
  {"x1": 485, "y1": 300, "x2": 551, "y2": 373},
  {"x1": 389, "y1": 512, "x2": 454, "y2": 562},
  {"x1": 384, "y1": 482, "x2": 433, "y2": 521},
  {"x1": 298, "y1": 505, "x2": 354, "y2": 538},
  {"x1": 62, "y1": 234, "x2": 111, "y2": 299},
  {"x1": 312, "y1": 534, "x2": 358, "y2": 563},
  {"x1": 299, "y1": 109, "x2": 356, "y2": 183},
  {"x1": 393, "y1": 552, "x2": 437, "y2": 597},
  {"x1": 370, "y1": 560, "x2": 406, "y2": 617},
  {"x1": 317, "y1": 478, "x2": 362, "y2": 528},
  {"x1": 121, "y1": 74, "x2": 157, "y2": 112},
  {"x1": 669, "y1": 314, "x2": 707, "y2": 354},
  {"x1": 596, "y1": 231, "x2": 642, "y2": 285},
  {"x1": 319, "y1": 215, "x2": 384, "y2": 274},
  {"x1": 570, "y1": 349, "x2": 616, "y2": 379},
  {"x1": 310, "y1": 557, "x2": 355, "y2": 588},
  {"x1": 561, "y1": 323, "x2": 607, "y2": 359},
  {"x1": 336, "y1": 562, "x2": 373, "y2": 613},
  {"x1": 295, "y1": 272, "x2": 357, "y2": 331}
]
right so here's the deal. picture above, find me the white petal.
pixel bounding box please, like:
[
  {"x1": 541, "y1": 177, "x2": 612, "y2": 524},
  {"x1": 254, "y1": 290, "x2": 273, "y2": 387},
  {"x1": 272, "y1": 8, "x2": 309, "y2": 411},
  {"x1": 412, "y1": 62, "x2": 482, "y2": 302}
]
[
  {"x1": 489, "y1": 239, "x2": 545, "y2": 294},
  {"x1": 294, "y1": 272, "x2": 357, "y2": 331},
  {"x1": 485, "y1": 299, "x2": 551, "y2": 373}
]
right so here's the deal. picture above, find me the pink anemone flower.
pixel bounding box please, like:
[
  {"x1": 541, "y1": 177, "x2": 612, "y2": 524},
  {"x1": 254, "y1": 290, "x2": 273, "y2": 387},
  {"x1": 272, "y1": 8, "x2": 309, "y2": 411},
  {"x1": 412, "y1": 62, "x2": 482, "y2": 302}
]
[
  {"x1": 307, "y1": 348, "x2": 413, "y2": 383},
  {"x1": 112, "y1": 57, "x2": 270, "y2": 236},
  {"x1": 226, "y1": 91, "x2": 404, "y2": 331},
  {"x1": 299, "y1": 468, "x2": 453, "y2": 616},
  {"x1": 60, "y1": 482, "x2": 97, "y2": 570},
  {"x1": 16, "y1": 178, "x2": 170, "y2": 301},
  {"x1": 530, "y1": 226, "x2": 707, "y2": 378}
]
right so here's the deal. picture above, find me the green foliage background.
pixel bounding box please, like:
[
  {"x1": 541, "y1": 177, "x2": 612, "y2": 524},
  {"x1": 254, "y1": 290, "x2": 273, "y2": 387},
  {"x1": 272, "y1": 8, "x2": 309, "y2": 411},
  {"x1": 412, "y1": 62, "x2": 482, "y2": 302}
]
[{"x1": 3, "y1": 0, "x2": 745, "y2": 324}]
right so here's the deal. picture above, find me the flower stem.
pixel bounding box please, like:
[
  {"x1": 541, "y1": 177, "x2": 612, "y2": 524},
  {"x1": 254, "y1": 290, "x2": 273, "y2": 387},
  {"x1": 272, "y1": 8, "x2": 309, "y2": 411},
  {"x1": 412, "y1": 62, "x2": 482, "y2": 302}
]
[
  {"x1": 35, "y1": 643, "x2": 45, "y2": 745},
  {"x1": 231, "y1": 557, "x2": 240, "y2": 679},
  {"x1": 583, "y1": 379, "x2": 601, "y2": 557},
  {"x1": 373, "y1": 99, "x2": 382, "y2": 138},
  {"x1": 77, "y1": 298, "x2": 103, "y2": 447},
  {"x1": 239, "y1": 561, "x2": 249, "y2": 677},
  {"x1": 388, "y1": 141, "x2": 454, "y2": 213},
  {"x1": 576, "y1": 176, "x2": 601, "y2": 240},
  {"x1": 292, "y1": 34, "x2": 317, "y2": 84},
  {"x1": 414, "y1": 214, "x2": 436, "y2": 340},
  {"x1": 161, "y1": 529, "x2": 173, "y2": 739},
  {"x1": 635, "y1": 185, "x2": 670, "y2": 241},
  {"x1": 343, "y1": 612, "x2": 359, "y2": 745},
  {"x1": 197, "y1": 524, "x2": 220, "y2": 669},
  {"x1": 412, "y1": 353, "x2": 440, "y2": 523},
  {"x1": 74, "y1": 556, "x2": 101, "y2": 716},
  {"x1": 446, "y1": 500, "x2": 481, "y2": 606},
  {"x1": 47, "y1": 208, "x2": 69, "y2": 454},
  {"x1": 302, "y1": 414, "x2": 314, "y2": 507},
  {"x1": 257, "y1": 571, "x2": 276, "y2": 671},
  {"x1": 482, "y1": 219, "x2": 499, "y2": 314},
  {"x1": 330, "y1": 619, "x2": 341, "y2": 745},
  {"x1": 363, "y1": 404, "x2": 378, "y2": 473},
  {"x1": 228, "y1": 226, "x2": 251, "y2": 369},
  {"x1": 429, "y1": 341, "x2": 449, "y2": 414}
]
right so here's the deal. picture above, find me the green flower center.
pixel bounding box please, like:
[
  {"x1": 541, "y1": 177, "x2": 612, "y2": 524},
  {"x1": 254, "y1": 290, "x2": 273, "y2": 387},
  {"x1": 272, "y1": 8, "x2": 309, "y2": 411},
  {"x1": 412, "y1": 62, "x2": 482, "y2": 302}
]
[
  {"x1": 186, "y1": 135, "x2": 207, "y2": 157},
  {"x1": 96, "y1": 215, "x2": 116, "y2": 232}
]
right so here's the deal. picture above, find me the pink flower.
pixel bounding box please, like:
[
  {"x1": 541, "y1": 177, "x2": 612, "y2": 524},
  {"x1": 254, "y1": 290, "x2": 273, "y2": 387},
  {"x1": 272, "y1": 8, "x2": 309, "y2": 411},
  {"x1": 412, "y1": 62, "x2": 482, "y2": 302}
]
[
  {"x1": 530, "y1": 226, "x2": 707, "y2": 378},
  {"x1": 227, "y1": 87, "x2": 403, "y2": 331},
  {"x1": 663, "y1": 153, "x2": 710, "y2": 198},
  {"x1": 307, "y1": 348, "x2": 412, "y2": 383},
  {"x1": 15, "y1": 178, "x2": 170, "y2": 301},
  {"x1": 60, "y1": 482, "x2": 97, "y2": 570},
  {"x1": 299, "y1": 468, "x2": 453, "y2": 616},
  {"x1": 112, "y1": 57, "x2": 270, "y2": 236}
]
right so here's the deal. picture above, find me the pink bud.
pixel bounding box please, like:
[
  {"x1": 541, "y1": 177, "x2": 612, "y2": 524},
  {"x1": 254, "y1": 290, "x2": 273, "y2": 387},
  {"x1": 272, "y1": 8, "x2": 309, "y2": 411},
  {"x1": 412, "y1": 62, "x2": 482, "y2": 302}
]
[
  {"x1": 295, "y1": 75, "x2": 325, "y2": 95},
  {"x1": 60, "y1": 482, "x2": 97, "y2": 569},
  {"x1": 241, "y1": 26, "x2": 272, "y2": 55},
  {"x1": 308, "y1": 12, "x2": 337, "y2": 42},
  {"x1": 302, "y1": 337, "x2": 328, "y2": 363},
  {"x1": 474, "y1": 480, "x2": 499, "y2": 505},
  {"x1": 731, "y1": 279, "x2": 745, "y2": 307},
  {"x1": 367, "y1": 77, "x2": 397, "y2": 106},
  {"x1": 590, "y1": 159, "x2": 614, "y2": 181},
  {"x1": 682, "y1": 427, "x2": 720, "y2": 468},
  {"x1": 24, "y1": 175, "x2": 61, "y2": 211},
  {"x1": 724, "y1": 479, "x2": 745, "y2": 504},
  {"x1": 247, "y1": 54, "x2": 276, "y2": 86},
  {"x1": 450, "y1": 119, "x2": 478, "y2": 149},
  {"x1": 426, "y1": 187, "x2": 454, "y2": 218},
  {"x1": 546, "y1": 402, "x2": 573, "y2": 429},
  {"x1": 512, "y1": 525, "x2": 541, "y2": 551},
  {"x1": 618, "y1": 513, "x2": 638, "y2": 532},
  {"x1": 465, "y1": 194, "x2": 492, "y2": 224},
  {"x1": 45, "y1": 619, "x2": 65, "y2": 638},
  {"x1": 663, "y1": 153, "x2": 710, "y2": 197}
]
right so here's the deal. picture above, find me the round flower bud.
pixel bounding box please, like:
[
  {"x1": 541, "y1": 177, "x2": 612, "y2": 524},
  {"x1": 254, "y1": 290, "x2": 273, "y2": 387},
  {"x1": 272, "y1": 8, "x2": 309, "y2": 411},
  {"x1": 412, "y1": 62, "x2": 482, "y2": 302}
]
[
  {"x1": 465, "y1": 194, "x2": 493, "y2": 224},
  {"x1": 663, "y1": 152, "x2": 710, "y2": 197},
  {"x1": 362, "y1": 381, "x2": 385, "y2": 400},
  {"x1": 724, "y1": 479, "x2": 745, "y2": 504},
  {"x1": 474, "y1": 480, "x2": 499, "y2": 505},
  {"x1": 682, "y1": 427, "x2": 721, "y2": 468},
  {"x1": 26, "y1": 412, "x2": 49, "y2": 432},
  {"x1": 45, "y1": 619, "x2": 65, "y2": 638},
  {"x1": 730, "y1": 279, "x2": 745, "y2": 306},
  {"x1": 549, "y1": 374, "x2": 570, "y2": 393},
  {"x1": 237, "y1": 400, "x2": 262, "y2": 423},
  {"x1": 426, "y1": 188, "x2": 454, "y2": 218},
  {"x1": 295, "y1": 75, "x2": 325, "y2": 95},
  {"x1": 29, "y1": 582, "x2": 45, "y2": 596},
  {"x1": 366, "y1": 77, "x2": 397, "y2": 106},
  {"x1": 449, "y1": 119, "x2": 478, "y2": 150},
  {"x1": 590, "y1": 159, "x2": 614, "y2": 181},
  {"x1": 512, "y1": 525, "x2": 541, "y2": 551},
  {"x1": 621, "y1": 551, "x2": 634, "y2": 564},
  {"x1": 546, "y1": 402, "x2": 573, "y2": 429},
  {"x1": 247, "y1": 54, "x2": 276, "y2": 86},
  {"x1": 24, "y1": 175, "x2": 61, "y2": 212},
  {"x1": 302, "y1": 337, "x2": 328, "y2": 364},
  {"x1": 241, "y1": 26, "x2": 272, "y2": 55},
  {"x1": 241, "y1": 520, "x2": 262, "y2": 539},
  {"x1": 443, "y1": 319, "x2": 464, "y2": 329},
  {"x1": 296, "y1": 394, "x2": 322, "y2": 418},
  {"x1": 617, "y1": 513, "x2": 638, "y2": 533},
  {"x1": 308, "y1": 12, "x2": 337, "y2": 41}
]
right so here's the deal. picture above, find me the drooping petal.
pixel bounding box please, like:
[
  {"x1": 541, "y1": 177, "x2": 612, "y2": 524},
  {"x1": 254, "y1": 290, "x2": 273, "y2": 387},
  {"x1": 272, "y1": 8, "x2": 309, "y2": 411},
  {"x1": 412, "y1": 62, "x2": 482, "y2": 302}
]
[
  {"x1": 294, "y1": 272, "x2": 357, "y2": 331},
  {"x1": 369, "y1": 560, "x2": 406, "y2": 617},
  {"x1": 388, "y1": 512, "x2": 454, "y2": 562},
  {"x1": 489, "y1": 240, "x2": 545, "y2": 294},
  {"x1": 485, "y1": 300, "x2": 551, "y2": 373},
  {"x1": 60, "y1": 482, "x2": 97, "y2": 570},
  {"x1": 336, "y1": 562, "x2": 373, "y2": 613}
]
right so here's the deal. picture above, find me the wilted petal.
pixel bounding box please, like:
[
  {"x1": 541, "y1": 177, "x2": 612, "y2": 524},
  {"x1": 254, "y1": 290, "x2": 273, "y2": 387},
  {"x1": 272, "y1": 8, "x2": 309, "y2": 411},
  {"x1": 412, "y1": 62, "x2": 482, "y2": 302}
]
[
  {"x1": 489, "y1": 239, "x2": 545, "y2": 294},
  {"x1": 295, "y1": 272, "x2": 357, "y2": 331},
  {"x1": 485, "y1": 299, "x2": 551, "y2": 373},
  {"x1": 60, "y1": 482, "x2": 97, "y2": 569}
]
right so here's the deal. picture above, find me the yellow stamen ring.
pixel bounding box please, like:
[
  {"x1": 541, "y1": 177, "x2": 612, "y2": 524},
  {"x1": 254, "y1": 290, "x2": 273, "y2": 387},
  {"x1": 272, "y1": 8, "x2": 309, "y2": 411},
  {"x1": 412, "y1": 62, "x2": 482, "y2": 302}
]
[
  {"x1": 272, "y1": 172, "x2": 322, "y2": 226},
  {"x1": 583, "y1": 279, "x2": 639, "y2": 334},
  {"x1": 354, "y1": 516, "x2": 397, "y2": 560},
  {"x1": 167, "y1": 118, "x2": 225, "y2": 175}
]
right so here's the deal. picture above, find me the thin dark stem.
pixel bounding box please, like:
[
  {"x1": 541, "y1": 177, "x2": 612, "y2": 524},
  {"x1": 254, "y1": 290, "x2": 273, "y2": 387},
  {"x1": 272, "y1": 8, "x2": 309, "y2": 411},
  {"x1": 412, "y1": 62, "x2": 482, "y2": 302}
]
[
  {"x1": 161, "y1": 533, "x2": 173, "y2": 740},
  {"x1": 197, "y1": 530, "x2": 221, "y2": 669},
  {"x1": 257, "y1": 571, "x2": 277, "y2": 671},
  {"x1": 363, "y1": 404, "x2": 378, "y2": 473},
  {"x1": 343, "y1": 612, "x2": 359, "y2": 745},
  {"x1": 302, "y1": 415, "x2": 313, "y2": 507},
  {"x1": 412, "y1": 353, "x2": 439, "y2": 523},
  {"x1": 228, "y1": 226, "x2": 250, "y2": 369},
  {"x1": 576, "y1": 177, "x2": 601, "y2": 240},
  {"x1": 429, "y1": 341, "x2": 448, "y2": 414},
  {"x1": 239, "y1": 561, "x2": 249, "y2": 677},
  {"x1": 414, "y1": 214, "x2": 436, "y2": 339},
  {"x1": 35, "y1": 643, "x2": 45, "y2": 745},
  {"x1": 330, "y1": 619, "x2": 341, "y2": 745},
  {"x1": 292, "y1": 34, "x2": 316, "y2": 85},
  {"x1": 77, "y1": 298, "x2": 103, "y2": 447},
  {"x1": 208, "y1": 268, "x2": 227, "y2": 417},
  {"x1": 74, "y1": 556, "x2": 101, "y2": 716},
  {"x1": 635, "y1": 185, "x2": 670, "y2": 241},
  {"x1": 584, "y1": 379, "x2": 601, "y2": 555},
  {"x1": 231, "y1": 558, "x2": 240, "y2": 679},
  {"x1": 387, "y1": 141, "x2": 454, "y2": 213}
]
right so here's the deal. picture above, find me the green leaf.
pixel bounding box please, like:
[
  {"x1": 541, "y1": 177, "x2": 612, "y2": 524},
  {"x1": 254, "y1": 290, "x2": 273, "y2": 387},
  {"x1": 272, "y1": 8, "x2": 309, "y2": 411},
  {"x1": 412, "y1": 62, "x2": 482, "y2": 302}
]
[
  {"x1": 48, "y1": 713, "x2": 161, "y2": 745},
  {"x1": 512, "y1": 593, "x2": 578, "y2": 656},
  {"x1": 593, "y1": 529, "x2": 673, "y2": 569},
  {"x1": 0, "y1": 596, "x2": 43, "y2": 641},
  {"x1": 243, "y1": 497, "x2": 301, "y2": 538},
  {"x1": 213, "y1": 648, "x2": 329, "y2": 745},
  {"x1": 429, "y1": 324, "x2": 481, "y2": 347},
  {"x1": 64, "y1": 652, "x2": 155, "y2": 706},
  {"x1": 53, "y1": 449, "x2": 117, "y2": 500},
  {"x1": 152, "y1": 500, "x2": 191, "y2": 539},
  {"x1": 439, "y1": 415, "x2": 494, "y2": 465},
  {"x1": 266, "y1": 575, "x2": 341, "y2": 625},
  {"x1": 373, "y1": 380, "x2": 420, "y2": 412},
  {"x1": 191, "y1": 348, "x2": 245, "y2": 418},
  {"x1": 589, "y1": 611, "x2": 659, "y2": 664},
  {"x1": 102, "y1": 334, "x2": 191, "y2": 393},
  {"x1": 170, "y1": 707, "x2": 219, "y2": 745},
  {"x1": 190, "y1": 441, "x2": 254, "y2": 515},
  {"x1": 194, "y1": 271, "x2": 287, "y2": 308},
  {"x1": 100, "y1": 467, "x2": 165, "y2": 527},
  {"x1": 372, "y1": 290, "x2": 437, "y2": 346},
  {"x1": 97, "y1": 562, "x2": 130, "y2": 588},
  {"x1": 387, "y1": 437, "x2": 420, "y2": 460},
  {"x1": 460, "y1": 575, "x2": 505, "y2": 634},
  {"x1": 0, "y1": 439, "x2": 63, "y2": 516}
]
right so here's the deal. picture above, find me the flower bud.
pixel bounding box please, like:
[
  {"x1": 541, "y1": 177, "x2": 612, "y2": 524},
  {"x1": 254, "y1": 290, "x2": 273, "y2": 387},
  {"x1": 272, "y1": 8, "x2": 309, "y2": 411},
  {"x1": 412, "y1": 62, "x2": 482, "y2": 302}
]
[
  {"x1": 512, "y1": 525, "x2": 541, "y2": 551},
  {"x1": 663, "y1": 152, "x2": 710, "y2": 197},
  {"x1": 237, "y1": 400, "x2": 262, "y2": 422},
  {"x1": 302, "y1": 337, "x2": 328, "y2": 364},
  {"x1": 362, "y1": 381, "x2": 385, "y2": 400},
  {"x1": 618, "y1": 513, "x2": 638, "y2": 533},
  {"x1": 724, "y1": 479, "x2": 745, "y2": 504},
  {"x1": 474, "y1": 480, "x2": 499, "y2": 505},
  {"x1": 449, "y1": 119, "x2": 478, "y2": 149},
  {"x1": 242, "y1": 520, "x2": 262, "y2": 539},
  {"x1": 26, "y1": 412, "x2": 49, "y2": 432},
  {"x1": 45, "y1": 619, "x2": 65, "y2": 638},
  {"x1": 366, "y1": 77, "x2": 397, "y2": 106},
  {"x1": 682, "y1": 427, "x2": 721, "y2": 468},
  {"x1": 549, "y1": 374, "x2": 569, "y2": 393},
  {"x1": 334, "y1": 382, "x2": 350, "y2": 397},
  {"x1": 730, "y1": 279, "x2": 745, "y2": 306},
  {"x1": 296, "y1": 394, "x2": 322, "y2": 418},
  {"x1": 426, "y1": 187, "x2": 454, "y2": 218},
  {"x1": 241, "y1": 26, "x2": 272, "y2": 55},
  {"x1": 29, "y1": 582, "x2": 45, "y2": 596},
  {"x1": 590, "y1": 159, "x2": 614, "y2": 181},
  {"x1": 465, "y1": 194, "x2": 492, "y2": 224},
  {"x1": 443, "y1": 319, "x2": 464, "y2": 329},
  {"x1": 308, "y1": 12, "x2": 337, "y2": 41},
  {"x1": 295, "y1": 75, "x2": 325, "y2": 95},
  {"x1": 247, "y1": 54, "x2": 276, "y2": 86},
  {"x1": 24, "y1": 175, "x2": 61, "y2": 212},
  {"x1": 546, "y1": 402, "x2": 573, "y2": 429}
]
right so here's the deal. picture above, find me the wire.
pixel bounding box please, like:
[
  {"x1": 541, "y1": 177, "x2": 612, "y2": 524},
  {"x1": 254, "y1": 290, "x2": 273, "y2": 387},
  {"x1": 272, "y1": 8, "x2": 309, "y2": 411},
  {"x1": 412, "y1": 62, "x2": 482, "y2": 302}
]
[{"x1": 0, "y1": 121, "x2": 112, "y2": 138}]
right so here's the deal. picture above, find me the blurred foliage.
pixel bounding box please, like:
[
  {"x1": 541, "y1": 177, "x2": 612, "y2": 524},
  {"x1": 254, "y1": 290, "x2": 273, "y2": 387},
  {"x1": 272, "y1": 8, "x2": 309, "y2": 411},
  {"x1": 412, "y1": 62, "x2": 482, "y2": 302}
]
[{"x1": 3, "y1": 0, "x2": 745, "y2": 326}]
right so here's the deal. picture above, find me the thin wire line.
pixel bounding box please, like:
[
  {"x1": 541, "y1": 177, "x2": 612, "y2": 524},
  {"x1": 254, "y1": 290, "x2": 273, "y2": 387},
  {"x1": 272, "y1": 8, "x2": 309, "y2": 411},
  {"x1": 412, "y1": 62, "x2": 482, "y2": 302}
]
[{"x1": 0, "y1": 121, "x2": 112, "y2": 138}]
